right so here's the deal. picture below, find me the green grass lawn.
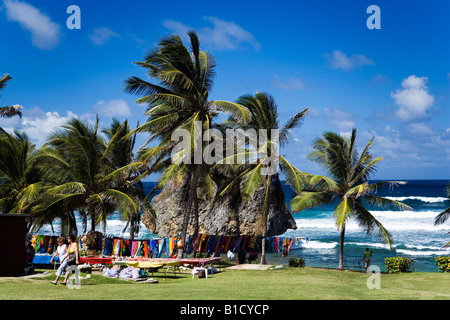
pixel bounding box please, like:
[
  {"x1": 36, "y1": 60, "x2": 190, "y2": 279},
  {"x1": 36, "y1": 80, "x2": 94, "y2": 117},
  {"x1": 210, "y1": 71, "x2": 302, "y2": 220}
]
[{"x1": 1, "y1": 266, "x2": 450, "y2": 300}]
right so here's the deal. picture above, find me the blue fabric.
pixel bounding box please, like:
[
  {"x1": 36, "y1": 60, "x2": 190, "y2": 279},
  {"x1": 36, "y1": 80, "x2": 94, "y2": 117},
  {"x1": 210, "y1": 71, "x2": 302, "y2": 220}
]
[{"x1": 33, "y1": 255, "x2": 59, "y2": 264}]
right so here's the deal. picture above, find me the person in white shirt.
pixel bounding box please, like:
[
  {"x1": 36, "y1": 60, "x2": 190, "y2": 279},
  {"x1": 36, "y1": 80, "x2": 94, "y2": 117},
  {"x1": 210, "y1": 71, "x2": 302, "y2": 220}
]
[{"x1": 50, "y1": 237, "x2": 68, "y2": 285}]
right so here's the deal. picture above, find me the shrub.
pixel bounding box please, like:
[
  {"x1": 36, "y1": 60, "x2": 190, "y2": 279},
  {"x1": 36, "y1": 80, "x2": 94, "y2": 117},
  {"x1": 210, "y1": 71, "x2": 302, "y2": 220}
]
[
  {"x1": 384, "y1": 257, "x2": 414, "y2": 273},
  {"x1": 435, "y1": 256, "x2": 450, "y2": 272},
  {"x1": 288, "y1": 258, "x2": 305, "y2": 268}
]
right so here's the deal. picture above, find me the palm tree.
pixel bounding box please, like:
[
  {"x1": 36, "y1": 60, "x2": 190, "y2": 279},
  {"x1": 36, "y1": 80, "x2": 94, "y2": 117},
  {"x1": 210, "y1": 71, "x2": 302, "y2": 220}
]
[
  {"x1": 220, "y1": 92, "x2": 308, "y2": 264},
  {"x1": 124, "y1": 30, "x2": 250, "y2": 257},
  {"x1": 32, "y1": 117, "x2": 149, "y2": 237},
  {"x1": 434, "y1": 184, "x2": 450, "y2": 248},
  {"x1": 0, "y1": 74, "x2": 22, "y2": 119},
  {"x1": 290, "y1": 129, "x2": 412, "y2": 270},
  {"x1": 0, "y1": 130, "x2": 43, "y2": 230}
]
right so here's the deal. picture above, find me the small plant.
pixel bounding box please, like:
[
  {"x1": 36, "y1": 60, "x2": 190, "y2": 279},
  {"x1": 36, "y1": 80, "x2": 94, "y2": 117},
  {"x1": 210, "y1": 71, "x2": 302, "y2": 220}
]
[
  {"x1": 288, "y1": 258, "x2": 305, "y2": 268},
  {"x1": 435, "y1": 256, "x2": 450, "y2": 272},
  {"x1": 384, "y1": 257, "x2": 414, "y2": 273}
]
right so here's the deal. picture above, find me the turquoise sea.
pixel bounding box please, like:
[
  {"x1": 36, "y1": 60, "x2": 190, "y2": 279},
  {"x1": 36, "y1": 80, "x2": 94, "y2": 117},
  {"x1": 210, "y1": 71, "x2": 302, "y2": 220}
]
[{"x1": 38, "y1": 180, "x2": 450, "y2": 272}]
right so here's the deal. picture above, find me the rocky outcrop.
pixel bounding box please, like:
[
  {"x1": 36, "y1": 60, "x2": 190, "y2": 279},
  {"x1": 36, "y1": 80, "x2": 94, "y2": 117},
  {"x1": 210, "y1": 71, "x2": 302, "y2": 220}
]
[{"x1": 141, "y1": 177, "x2": 297, "y2": 238}]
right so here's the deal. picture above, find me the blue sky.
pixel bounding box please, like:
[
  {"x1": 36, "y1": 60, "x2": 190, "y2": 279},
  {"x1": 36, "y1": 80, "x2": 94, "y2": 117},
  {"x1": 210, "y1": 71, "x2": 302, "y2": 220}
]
[{"x1": 0, "y1": 0, "x2": 449, "y2": 180}]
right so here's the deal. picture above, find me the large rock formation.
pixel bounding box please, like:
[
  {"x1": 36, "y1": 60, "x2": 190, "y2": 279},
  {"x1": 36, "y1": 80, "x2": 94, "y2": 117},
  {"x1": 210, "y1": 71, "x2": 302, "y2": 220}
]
[{"x1": 141, "y1": 176, "x2": 297, "y2": 238}]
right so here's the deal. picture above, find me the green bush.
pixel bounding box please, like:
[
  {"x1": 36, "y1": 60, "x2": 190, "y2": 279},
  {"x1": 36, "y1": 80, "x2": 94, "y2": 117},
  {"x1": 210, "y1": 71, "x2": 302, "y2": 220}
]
[
  {"x1": 435, "y1": 256, "x2": 450, "y2": 272},
  {"x1": 288, "y1": 258, "x2": 305, "y2": 268},
  {"x1": 384, "y1": 257, "x2": 414, "y2": 273}
]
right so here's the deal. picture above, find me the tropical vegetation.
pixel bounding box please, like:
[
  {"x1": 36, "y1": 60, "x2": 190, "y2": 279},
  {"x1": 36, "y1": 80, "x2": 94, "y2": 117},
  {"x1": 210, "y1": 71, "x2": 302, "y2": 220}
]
[
  {"x1": 0, "y1": 31, "x2": 416, "y2": 270},
  {"x1": 0, "y1": 74, "x2": 22, "y2": 119},
  {"x1": 219, "y1": 92, "x2": 308, "y2": 264},
  {"x1": 290, "y1": 129, "x2": 412, "y2": 270},
  {"x1": 123, "y1": 30, "x2": 251, "y2": 256},
  {"x1": 434, "y1": 184, "x2": 450, "y2": 248}
]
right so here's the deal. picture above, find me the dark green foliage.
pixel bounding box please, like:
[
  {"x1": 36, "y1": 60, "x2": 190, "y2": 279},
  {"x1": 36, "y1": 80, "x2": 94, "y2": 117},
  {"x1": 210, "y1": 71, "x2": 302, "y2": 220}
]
[
  {"x1": 435, "y1": 256, "x2": 450, "y2": 272},
  {"x1": 384, "y1": 257, "x2": 414, "y2": 273},
  {"x1": 288, "y1": 257, "x2": 305, "y2": 268}
]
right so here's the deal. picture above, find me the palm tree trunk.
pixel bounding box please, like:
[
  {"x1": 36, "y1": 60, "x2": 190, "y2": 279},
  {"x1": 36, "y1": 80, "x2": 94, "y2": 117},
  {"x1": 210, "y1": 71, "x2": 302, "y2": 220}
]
[
  {"x1": 193, "y1": 196, "x2": 199, "y2": 258},
  {"x1": 259, "y1": 175, "x2": 271, "y2": 265},
  {"x1": 338, "y1": 224, "x2": 346, "y2": 270},
  {"x1": 91, "y1": 214, "x2": 96, "y2": 232},
  {"x1": 178, "y1": 164, "x2": 202, "y2": 259}
]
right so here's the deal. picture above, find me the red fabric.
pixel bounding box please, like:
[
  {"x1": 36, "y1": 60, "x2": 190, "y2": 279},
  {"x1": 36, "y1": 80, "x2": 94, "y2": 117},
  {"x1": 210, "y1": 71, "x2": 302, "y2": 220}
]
[{"x1": 79, "y1": 257, "x2": 113, "y2": 264}]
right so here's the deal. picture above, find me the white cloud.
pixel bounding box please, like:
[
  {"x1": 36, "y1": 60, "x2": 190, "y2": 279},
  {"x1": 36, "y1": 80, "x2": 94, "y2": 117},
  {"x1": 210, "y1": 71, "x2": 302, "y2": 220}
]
[
  {"x1": 324, "y1": 50, "x2": 374, "y2": 71},
  {"x1": 82, "y1": 99, "x2": 132, "y2": 119},
  {"x1": 272, "y1": 75, "x2": 305, "y2": 91},
  {"x1": 163, "y1": 17, "x2": 260, "y2": 51},
  {"x1": 0, "y1": 99, "x2": 132, "y2": 147},
  {"x1": 0, "y1": 106, "x2": 78, "y2": 146},
  {"x1": 90, "y1": 27, "x2": 121, "y2": 46},
  {"x1": 3, "y1": 0, "x2": 61, "y2": 50},
  {"x1": 323, "y1": 107, "x2": 356, "y2": 131},
  {"x1": 391, "y1": 75, "x2": 434, "y2": 122},
  {"x1": 162, "y1": 20, "x2": 190, "y2": 37},
  {"x1": 406, "y1": 122, "x2": 435, "y2": 136}
]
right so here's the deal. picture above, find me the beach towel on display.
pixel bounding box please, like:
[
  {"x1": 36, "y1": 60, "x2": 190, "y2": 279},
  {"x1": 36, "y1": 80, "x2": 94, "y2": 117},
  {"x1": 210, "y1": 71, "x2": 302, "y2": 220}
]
[
  {"x1": 223, "y1": 236, "x2": 232, "y2": 252},
  {"x1": 169, "y1": 237, "x2": 174, "y2": 256},
  {"x1": 47, "y1": 236, "x2": 53, "y2": 254},
  {"x1": 232, "y1": 235, "x2": 243, "y2": 252},
  {"x1": 31, "y1": 234, "x2": 38, "y2": 250},
  {"x1": 157, "y1": 239, "x2": 164, "y2": 258}
]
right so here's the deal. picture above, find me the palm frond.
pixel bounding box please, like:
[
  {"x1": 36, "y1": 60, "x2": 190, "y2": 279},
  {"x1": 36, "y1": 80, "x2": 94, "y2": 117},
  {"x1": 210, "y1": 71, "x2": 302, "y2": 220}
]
[
  {"x1": 435, "y1": 207, "x2": 450, "y2": 226},
  {"x1": 241, "y1": 162, "x2": 264, "y2": 199},
  {"x1": 353, "y1": 201, "x2": 393, "y2": 249},
  {"x1": 290, "y1": 191, "x2": 334, "y2": 212},
  {"x1": 334, "y1": 198, "x2": 353, "y2": 230},
  {"x1": 279, "y1": 155, "x2": 304, "y2": 194},
  {"x1": 0, "y1": 105, "x2": 22, "y2": 118},
  {"x1": 363, "y1": 194, "x2": 413, "y2": 211},
  {"x1": 279, "y1": 108, "x2": 308, "y2": 147}
]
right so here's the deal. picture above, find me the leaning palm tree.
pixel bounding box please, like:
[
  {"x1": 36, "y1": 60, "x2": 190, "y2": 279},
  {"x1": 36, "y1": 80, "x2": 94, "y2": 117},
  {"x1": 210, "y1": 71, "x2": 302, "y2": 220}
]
[
  {"x1": 124, "y1": 30, "x2": 250, "y2": 257},
  {"x1": 0, "y1": 74, "x2": 22, "y2": 119},
  {"x1": 434, "y1": 184, "x2": 450, "y2": 248},
  {"x1": 32, "y1": 117, "x2": 149, "y2": 237},
  {"x1": 290, "y1": 129, "x2": 412, "y2": 270},
  {"x1": 219, "y1": 92, "x2": 308, "y2": 264}
]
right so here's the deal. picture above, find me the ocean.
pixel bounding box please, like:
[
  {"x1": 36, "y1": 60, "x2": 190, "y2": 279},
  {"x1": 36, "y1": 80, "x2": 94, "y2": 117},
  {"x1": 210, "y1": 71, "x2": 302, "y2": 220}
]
[
  {"x1": 36, "y1": 180, "x2": 450, "y2": 272},
  {"x1": 280, "y1": 180, "x2": 450, "y2": 272}
]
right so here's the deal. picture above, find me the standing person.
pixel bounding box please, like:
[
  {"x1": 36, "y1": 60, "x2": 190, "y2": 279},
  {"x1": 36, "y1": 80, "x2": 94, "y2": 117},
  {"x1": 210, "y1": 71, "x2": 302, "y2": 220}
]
[
  {"x1": 50, "y1": 237, "x2": 68, "y2": 285},
  {"x1": 24, "y1": 233, "x2": 35, "y2": 275},
  {"x1": 363, "y1": 248, "x2": 372, "y2": 271},
  {"x1": 60, "y1": 234, "x2": 79, "y2": 285},
  {"x1": 237, "y1": 247, "x2": 246, "y2": 265}
]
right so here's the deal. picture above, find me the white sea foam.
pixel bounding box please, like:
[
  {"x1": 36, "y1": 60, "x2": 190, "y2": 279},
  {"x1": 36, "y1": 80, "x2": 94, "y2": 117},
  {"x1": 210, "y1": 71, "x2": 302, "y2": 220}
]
[
  {"x1": 302, "y1": 240, "x2": 338, "y2": 250},
  {"x1": 296, "y1": 210, "x2": 450, "y2": 231},
  {"x1": 395, "y1": 249, "x2": 450, "y2": 256},
  {"x1": 384, "y1": 196, "x2": 449, "y2": 203}
]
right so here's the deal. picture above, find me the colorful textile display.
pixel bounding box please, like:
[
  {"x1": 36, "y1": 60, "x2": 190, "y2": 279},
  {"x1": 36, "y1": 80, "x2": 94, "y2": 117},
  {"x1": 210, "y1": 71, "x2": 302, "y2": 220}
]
[{"x1": 30, "y1": 232, "x2": 310, "y2": 259}]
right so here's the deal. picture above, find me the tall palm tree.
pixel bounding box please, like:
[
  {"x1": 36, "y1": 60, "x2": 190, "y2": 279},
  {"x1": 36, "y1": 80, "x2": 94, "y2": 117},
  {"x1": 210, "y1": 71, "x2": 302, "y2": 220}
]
[
  {"x1": 32, "y1": 118, "x2": 149, "y2": 237},
  {"x1": 220, "y1": 92, "x2": 308, "y2": 264},
  {"x1": 0, "y1": 130, "x2": 41, "y2": 227},
  {"x1": 0, "y1": 74, "x2": 22, "y2": 119},
  {"x1": 124, "y1": 30, "x2": 250, "y2": 257},
  {"x1": 434, "y1": 184, "x2": 450, "y2": 248},
  {"x1": 290, "y1": 129, "x2": 412, "y2": 270}
]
